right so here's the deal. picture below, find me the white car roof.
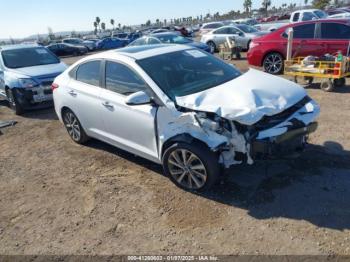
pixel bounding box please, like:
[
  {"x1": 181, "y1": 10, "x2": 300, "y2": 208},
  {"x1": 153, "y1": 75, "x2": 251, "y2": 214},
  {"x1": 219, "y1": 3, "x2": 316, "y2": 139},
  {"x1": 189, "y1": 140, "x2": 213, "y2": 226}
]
[
  {"x1": 79, "y1": 44, "x2": 192, "y2": 62},
  {"x1": 292, "y1": 9, "x2": 321, "y2": 14}
]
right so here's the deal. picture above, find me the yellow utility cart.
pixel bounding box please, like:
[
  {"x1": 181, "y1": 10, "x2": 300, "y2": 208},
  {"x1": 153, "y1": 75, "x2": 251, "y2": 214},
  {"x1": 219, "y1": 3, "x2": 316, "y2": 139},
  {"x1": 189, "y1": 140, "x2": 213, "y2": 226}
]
[{"x1": 284, "y1": 57, "x2": 350, "y2": 92}]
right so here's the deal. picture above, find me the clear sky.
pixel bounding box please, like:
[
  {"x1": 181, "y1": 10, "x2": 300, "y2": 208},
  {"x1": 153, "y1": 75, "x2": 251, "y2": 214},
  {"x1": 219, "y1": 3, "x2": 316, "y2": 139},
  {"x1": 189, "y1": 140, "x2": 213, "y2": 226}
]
[{"x1": 0, "y1": 0, "x2": 298, "y2": 38}]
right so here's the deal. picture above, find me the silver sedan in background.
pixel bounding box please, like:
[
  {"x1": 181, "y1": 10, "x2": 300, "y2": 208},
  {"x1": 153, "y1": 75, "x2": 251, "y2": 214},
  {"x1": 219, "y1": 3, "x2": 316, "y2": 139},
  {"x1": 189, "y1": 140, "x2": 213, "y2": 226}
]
[{"x1": 200, "y1": 24, "x2": 269, "y2": 52}]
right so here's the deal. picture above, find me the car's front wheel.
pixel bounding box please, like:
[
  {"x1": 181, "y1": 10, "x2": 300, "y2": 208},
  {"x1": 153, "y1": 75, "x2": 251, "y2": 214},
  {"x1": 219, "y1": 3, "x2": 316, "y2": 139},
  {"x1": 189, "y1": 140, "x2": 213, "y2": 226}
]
[
  {"x1": 6, "y1": 88, "x2": 24, "y2": 115},
  {"x1": 263, "y1": 52, "x2": 284, "y2": 75},
  {"x1": 162, "y1": 142, "x2": 220, "y2": 191},
  {"x1": 62, "y1": 109, "x2": 89, "y2": 144}
]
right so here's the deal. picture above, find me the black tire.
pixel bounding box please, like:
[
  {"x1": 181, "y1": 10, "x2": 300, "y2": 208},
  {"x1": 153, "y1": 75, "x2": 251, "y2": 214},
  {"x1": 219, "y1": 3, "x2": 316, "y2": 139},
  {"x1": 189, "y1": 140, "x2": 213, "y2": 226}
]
[
  {"x1": 162, "y1": 142, "x2": 221, "y2": 191},
  {"x1": 207, "y1": 41, "x2": 217, "y2": 53},
  {"x1": 320, "y1": 79, "x2": 334, "y2": 92},
  {"x1": 6, "y1": 88, "x2": 24, "y2": 115},
  {"x1": 62, "y1": 109, "x2": 89, "y2": 144},
  {"x1": 334, "y1": 77, "x2": 346, "y2": 87},
  {"x1": 263, "y1": 52, "x2": 284, "y2": 75}
]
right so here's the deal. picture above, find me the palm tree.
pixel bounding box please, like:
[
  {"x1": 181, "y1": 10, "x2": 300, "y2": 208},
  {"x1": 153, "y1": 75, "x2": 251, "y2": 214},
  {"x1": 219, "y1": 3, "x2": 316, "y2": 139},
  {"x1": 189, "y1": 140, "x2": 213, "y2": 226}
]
[
  {"x1": 101, "y1": 22, "x2": 106, "y2": 31},
  {"x1": 110, "y1": 19, "x2": 115, "y2": 30},
  {"x1": 95, "y1": 17, "x2": 101, "y2": 32},
  {"x1": 118, "y1": 23, "x2": 121, "y2": 29},
  {"x1": 156, "y1": 19, "x2": 160, "y2": 26},
  {"x1": 262, "y1": 0, "x2": 271, "y2": 16},
  {"x1": 244, "y1": 0, "x2": 252, "y2": 14},
  {"x1": 93, "y1": 21, "x2": 98, "y2": 34}
]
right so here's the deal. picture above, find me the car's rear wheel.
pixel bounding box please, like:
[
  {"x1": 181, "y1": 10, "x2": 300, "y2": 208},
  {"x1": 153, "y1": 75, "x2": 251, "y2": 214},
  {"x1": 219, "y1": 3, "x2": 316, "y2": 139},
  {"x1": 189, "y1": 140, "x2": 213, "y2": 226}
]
[
  {"x1": 207, "y1": 41, "x2": 216, "y2": 53},
  {"x1": 263, "y1": 52, "x2": 284, "y2": 75},
  {"x1": 162, "y1": 142, "x2": 220, "y2": 191},
  {"x1": 62, "y1": 109, "x2": 89, "y2": 144},
  {"x1": 6, "y1": 88, "x2": 24, "y2": 115}
]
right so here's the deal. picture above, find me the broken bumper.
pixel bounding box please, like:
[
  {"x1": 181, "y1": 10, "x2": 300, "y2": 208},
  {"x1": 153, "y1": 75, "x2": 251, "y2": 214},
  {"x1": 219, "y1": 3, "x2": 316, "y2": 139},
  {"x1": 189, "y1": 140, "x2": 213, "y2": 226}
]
[
  {"x1": 251, "y1": 122, "x2": 318, "y2": 159},
  {"x1": 13, "y1": 87, "x2": 53, "y2": 110}
]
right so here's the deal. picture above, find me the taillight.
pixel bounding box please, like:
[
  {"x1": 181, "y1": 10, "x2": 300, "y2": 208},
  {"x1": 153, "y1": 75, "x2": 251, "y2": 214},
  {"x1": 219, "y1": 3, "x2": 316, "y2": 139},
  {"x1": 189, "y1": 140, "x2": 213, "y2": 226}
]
[{"x1": 51, "y1": 83, "x2": 59, "y2": 91}]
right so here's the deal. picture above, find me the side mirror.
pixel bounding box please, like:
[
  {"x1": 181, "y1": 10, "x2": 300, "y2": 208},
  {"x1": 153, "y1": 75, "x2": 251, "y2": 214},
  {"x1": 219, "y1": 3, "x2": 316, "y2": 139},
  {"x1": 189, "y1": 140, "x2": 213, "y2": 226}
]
[
  {"x1": 239, "y1": 32, "x2": 244, "y2": 37},
  {"x1": 125, "y1": 91, "x2": 152, "y2": 106}
]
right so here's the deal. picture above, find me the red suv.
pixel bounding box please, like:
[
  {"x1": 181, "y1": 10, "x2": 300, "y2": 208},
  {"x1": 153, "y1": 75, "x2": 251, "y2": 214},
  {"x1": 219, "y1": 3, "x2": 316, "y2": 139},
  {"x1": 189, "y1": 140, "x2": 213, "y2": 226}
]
[{"x1": 247, "y1": 19, "x2": 350, "y2": 74}]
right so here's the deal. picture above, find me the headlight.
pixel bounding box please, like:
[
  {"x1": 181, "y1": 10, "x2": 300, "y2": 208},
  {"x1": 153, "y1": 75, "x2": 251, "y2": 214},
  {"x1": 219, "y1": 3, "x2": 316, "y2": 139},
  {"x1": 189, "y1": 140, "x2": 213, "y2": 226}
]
[
  {"x1": 18, "y1": 78, "x2": 38, "y2": 88},
  {"x1": 195, "y1": 113, "x2": 222, "y2": 133}
]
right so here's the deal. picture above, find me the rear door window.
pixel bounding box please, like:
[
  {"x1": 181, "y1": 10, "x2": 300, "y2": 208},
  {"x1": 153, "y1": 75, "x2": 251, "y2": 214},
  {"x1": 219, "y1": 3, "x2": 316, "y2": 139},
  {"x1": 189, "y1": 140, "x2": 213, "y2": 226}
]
[
  {"x1": 321, "y1": 23, "x2": 350, "y2": 39},
  {"x1": 76, "y1": 61, "x2": 101, "y2": 86},
  {"x1": 213, "y1": 27, "x2": 229, "y2": 34}
]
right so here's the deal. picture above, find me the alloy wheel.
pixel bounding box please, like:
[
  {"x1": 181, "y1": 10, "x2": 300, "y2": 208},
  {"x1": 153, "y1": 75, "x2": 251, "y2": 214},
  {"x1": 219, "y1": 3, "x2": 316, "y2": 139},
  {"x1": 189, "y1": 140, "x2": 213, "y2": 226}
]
[
  {"x1": 264, "y1": 53, "x2": 283, "y2": 74},
  {"x1": 167, "y1": 149, "x2": 207, "y2": 190},
  {"x1": 63, "y1": 112, "x2": 81, "y2": 141}
]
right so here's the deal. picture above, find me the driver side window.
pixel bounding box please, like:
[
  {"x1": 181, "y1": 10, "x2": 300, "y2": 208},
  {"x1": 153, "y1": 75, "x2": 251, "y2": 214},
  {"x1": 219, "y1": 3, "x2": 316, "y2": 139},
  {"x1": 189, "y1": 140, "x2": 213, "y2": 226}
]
[{"x1": 105, "y1": 61, "x2": 148, "y2": 95}]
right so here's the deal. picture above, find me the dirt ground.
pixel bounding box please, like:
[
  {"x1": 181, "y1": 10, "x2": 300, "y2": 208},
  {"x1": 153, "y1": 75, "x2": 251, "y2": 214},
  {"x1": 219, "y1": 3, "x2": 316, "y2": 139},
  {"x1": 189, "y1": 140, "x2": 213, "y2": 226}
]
[{"x1": 0, "y1": 52, "x2": 350, "y2": 256}]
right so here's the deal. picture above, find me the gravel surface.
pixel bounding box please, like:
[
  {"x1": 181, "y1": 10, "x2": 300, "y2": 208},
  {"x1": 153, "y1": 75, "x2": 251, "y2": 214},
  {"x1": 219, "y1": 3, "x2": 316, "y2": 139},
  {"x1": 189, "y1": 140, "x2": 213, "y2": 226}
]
[{"x1": 0, "y1": 52, "x2": 350, "y2": 255}]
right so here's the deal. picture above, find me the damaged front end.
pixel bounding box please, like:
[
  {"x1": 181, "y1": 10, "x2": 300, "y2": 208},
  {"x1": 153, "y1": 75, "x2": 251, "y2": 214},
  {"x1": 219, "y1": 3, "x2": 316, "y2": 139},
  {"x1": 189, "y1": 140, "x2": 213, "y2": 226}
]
[{"x1": 158, "y1": 95, "x2": 320, "y2": 169}]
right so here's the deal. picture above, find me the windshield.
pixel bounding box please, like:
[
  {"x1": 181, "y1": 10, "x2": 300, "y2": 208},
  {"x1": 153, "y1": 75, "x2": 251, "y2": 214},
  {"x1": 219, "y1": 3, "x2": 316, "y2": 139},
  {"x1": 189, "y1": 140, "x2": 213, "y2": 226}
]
[
  {"x1": 236, "y1": 24, "x2": 258, "y2": 33},
  {"x1": 137, "y1": 49, "x2": 241, "y2": 100},
  {"x1": 314, "y1": 10, "x2": 328, "y2": 18},
  {"x1": 2, "y1": 47, "x2": 60, "y2": 69},
  {"x1": 156, "y1": 34, "x2": 192, "y2": 44}
]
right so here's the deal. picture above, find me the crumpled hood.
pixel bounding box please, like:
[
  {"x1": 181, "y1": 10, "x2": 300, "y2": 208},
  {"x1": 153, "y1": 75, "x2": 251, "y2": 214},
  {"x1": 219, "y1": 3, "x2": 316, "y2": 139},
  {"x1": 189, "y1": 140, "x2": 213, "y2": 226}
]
[{"x1": 175, "y1": 69, "x2": 307, "y2": 125}]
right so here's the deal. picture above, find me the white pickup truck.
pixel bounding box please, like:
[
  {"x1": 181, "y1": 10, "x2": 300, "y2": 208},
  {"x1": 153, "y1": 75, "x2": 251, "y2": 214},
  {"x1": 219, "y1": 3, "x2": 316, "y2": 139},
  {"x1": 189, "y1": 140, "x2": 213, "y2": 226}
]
[
  {"x1": 290, "y1": 9, "x2": 328, "y2": 22},
  {"x1": 255, "y1": 9, "x2": 328, "y2": 32}
]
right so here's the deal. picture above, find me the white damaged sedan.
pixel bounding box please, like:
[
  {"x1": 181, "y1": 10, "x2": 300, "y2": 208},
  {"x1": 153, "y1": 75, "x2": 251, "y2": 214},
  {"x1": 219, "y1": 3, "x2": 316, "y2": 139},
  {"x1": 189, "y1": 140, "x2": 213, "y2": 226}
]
[{"x1": 53, "y1": 44, "x2": 320, "y2": 191}]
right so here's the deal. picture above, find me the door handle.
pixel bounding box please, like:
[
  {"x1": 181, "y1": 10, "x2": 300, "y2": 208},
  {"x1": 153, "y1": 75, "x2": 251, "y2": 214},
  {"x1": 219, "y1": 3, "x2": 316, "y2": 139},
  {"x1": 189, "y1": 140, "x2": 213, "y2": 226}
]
[
  {"x1": 102, "y1": 101, "x2": 114, "y2": 109},
  {"x1": 68, "y1": 90, "x2": 77, "y2": 97}
]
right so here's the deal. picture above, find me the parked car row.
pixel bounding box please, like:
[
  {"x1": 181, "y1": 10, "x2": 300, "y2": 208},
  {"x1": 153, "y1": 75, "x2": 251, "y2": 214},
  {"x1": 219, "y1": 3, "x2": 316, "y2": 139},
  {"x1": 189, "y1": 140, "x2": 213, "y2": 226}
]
[
  {"x1": 129, "y1": 32, "x2": 212, "y2": 53},
  {"x1": 0, "y1": 34, "x2": 321, "y2": 191},
  {"x1": 45, "y1": 33, "x2": 142, "y2": 57}
]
